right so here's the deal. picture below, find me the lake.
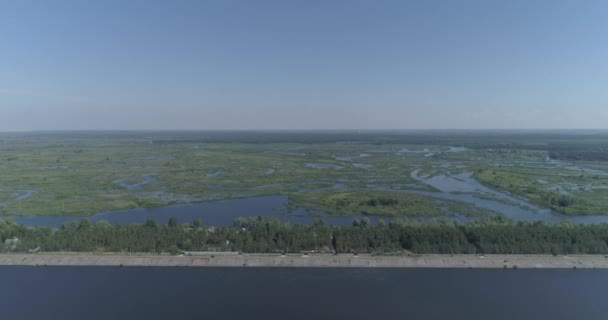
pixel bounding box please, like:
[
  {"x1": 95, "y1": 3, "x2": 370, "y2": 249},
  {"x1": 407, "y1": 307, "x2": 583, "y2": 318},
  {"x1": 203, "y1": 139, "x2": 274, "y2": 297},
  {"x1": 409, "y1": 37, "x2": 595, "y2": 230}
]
[{"x1": 1, "y1": 267, "x2": 606, "y2": 320}]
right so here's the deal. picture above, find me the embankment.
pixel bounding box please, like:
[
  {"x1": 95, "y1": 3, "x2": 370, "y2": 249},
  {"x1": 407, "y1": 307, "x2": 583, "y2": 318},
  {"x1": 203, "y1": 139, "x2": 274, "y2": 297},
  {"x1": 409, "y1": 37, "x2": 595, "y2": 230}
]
[{"x1": 1, "y1": 254, "x2": 608, "y2": 268}]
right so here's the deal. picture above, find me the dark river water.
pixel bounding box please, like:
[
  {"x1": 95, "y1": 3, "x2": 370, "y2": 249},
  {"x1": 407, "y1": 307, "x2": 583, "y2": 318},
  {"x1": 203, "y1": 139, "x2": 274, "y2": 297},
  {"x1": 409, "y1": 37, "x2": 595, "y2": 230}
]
[{"x1": 1, "y1": 267, "x2": 606, "y2": 320}]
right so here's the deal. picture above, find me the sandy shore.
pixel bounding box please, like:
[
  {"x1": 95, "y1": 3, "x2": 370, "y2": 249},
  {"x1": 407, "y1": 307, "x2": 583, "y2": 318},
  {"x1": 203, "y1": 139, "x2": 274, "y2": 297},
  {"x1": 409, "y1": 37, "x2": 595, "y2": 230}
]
[{"x1": 1, "y1": 253, "x2": 608, "y2": 268}]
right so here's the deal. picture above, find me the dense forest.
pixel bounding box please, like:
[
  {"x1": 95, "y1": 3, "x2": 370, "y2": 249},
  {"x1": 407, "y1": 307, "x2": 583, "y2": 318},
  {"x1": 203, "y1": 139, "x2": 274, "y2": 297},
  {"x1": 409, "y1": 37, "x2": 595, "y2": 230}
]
[{"x1": 2, "y1": 216, "x2": 608, "y2": 255}]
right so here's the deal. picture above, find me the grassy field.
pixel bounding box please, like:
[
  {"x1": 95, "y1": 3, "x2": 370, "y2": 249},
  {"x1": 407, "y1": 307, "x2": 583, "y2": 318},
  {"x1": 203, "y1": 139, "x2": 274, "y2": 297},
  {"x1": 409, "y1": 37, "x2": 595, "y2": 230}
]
[{"x1": 2, "y1": 131, "x2": 608, "y2": 217}]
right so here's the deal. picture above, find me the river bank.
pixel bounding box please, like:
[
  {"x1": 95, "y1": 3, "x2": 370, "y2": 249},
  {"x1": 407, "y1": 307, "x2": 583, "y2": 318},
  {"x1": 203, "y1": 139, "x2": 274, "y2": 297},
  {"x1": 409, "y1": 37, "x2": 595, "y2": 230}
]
[{"x1": 1, "y1": 253, "x2": 608, "y2": 268}]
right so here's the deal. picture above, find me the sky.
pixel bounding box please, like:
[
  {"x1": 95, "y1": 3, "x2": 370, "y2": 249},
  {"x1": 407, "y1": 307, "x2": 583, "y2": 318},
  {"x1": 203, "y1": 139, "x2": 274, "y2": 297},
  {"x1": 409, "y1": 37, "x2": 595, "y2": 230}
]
[{"x1": 1, "y1": 0, "x2": 607, "y2": 131}]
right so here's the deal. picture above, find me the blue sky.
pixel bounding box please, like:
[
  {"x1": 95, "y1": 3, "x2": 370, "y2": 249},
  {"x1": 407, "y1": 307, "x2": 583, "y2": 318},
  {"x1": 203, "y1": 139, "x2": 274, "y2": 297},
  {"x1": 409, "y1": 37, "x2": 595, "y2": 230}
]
[{"x1": 1, "y1": 0, "x2": 607, "y2": 130}]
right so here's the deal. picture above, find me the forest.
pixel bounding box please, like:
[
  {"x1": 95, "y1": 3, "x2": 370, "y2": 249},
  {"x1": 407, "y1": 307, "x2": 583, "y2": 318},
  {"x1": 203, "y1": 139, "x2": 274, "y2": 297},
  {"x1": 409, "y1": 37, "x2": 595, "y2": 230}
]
[{"x1": 2, "y1": 216, "x2": 608, "y2": 255}]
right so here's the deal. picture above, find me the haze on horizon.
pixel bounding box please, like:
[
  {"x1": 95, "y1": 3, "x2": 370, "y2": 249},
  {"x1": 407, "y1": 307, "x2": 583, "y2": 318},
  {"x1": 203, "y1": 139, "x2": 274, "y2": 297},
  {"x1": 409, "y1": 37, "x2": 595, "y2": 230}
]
[{"x1": 1, "y1": 0, "x2": 607, "y2": 132}]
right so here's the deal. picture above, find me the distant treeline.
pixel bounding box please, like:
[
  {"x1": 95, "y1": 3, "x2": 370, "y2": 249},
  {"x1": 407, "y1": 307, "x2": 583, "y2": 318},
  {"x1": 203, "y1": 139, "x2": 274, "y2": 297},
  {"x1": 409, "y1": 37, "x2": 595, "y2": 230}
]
[
  {"x1": 6, "y1": 131, "x2": 608, "y2": 159},
  {"x1": 2, "y1": 216, "x2": 608, "y2": 255},
  {"x1": 149, "y1": 132, "x2": 608, "y2": 150},
  {"x1": 549, "y1": 150, "x2": 608, "y2": 161}
]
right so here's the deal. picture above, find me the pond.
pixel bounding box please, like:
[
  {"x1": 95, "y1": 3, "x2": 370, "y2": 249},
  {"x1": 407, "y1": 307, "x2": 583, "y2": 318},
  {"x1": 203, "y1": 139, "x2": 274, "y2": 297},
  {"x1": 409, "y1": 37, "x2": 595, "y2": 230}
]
[
  {"x1": 206, "y1": 171, "x2": 225, "y2": 178},
  {"x1": 112, "y1": 175, "x2": 156, "y2": 190},
  {"x1": 3, "y1": 196, "x2": 399, "y2": 228},
  {"x1": 14, "y1": 190, "x2": 38, "y2": 201},
  {"x1": 333, "y1": 156, "x2": 353, "y2": 162},
  {"x1": 305, "y1": 163, "x2": 344, "y2": 169},
  {"x1": 353, "y1": 163, "x2": 374, "y2": 169}
]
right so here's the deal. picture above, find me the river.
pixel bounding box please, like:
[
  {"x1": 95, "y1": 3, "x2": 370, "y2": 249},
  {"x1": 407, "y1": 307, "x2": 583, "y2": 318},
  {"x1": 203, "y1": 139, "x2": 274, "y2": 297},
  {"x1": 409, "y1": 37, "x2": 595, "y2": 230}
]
[{"x1": 1, "y1": 267, "x2": 606, "y2": 320}]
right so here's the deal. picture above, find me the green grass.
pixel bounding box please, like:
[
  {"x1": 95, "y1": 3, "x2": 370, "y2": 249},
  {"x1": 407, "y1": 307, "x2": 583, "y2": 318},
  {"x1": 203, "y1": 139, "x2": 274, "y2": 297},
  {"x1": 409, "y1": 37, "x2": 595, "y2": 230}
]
[{"x1": 289, "y1": 190, "x2": 495, "y2": 217}]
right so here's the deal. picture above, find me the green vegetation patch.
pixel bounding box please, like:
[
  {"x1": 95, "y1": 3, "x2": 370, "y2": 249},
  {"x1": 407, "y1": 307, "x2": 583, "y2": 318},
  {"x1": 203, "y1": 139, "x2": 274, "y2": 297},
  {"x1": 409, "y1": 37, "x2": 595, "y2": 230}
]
[
  {"x1": 0, "y1": 136, "x2": 429, "y2": 216},
  {"x1": 289, "y1": 190, "x2": 492, "y2": 217},
  {"x1": 3, "y1": 216, "x2": 608, "y2": 255},
  {"x1": 291, "y1": 191, "x2": 441, "y2": 217},
  {"x1": 475, "y1": 166, "x2": 608, "y2": 215},
  {"x1": 3, "y1": 131, "x2": 608, "y2": 217}
]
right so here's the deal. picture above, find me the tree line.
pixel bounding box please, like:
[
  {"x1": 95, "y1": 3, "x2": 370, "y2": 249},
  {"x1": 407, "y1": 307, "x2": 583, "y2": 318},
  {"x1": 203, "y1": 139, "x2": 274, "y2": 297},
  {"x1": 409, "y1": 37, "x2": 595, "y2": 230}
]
[
  {"x1": 549, "y1": 150, "x2": 608, "y2": 162},
  {"x1": 1, "y1": 216, "x2": 608, "y2": 255}
]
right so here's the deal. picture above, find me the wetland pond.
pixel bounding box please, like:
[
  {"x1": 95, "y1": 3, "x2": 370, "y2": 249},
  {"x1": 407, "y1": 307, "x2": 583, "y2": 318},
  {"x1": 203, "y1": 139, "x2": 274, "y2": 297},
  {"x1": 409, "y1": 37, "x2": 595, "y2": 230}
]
[
  {"x1": 408, "y1": 169, "x2": 608, "y2": 224},
  {"x1": 6, "y1": 168, "x2": 608, "y2": 227},
  {"x1": 305, "y1": 163, "x2": 344, "y2": 169},
  {"x1": 112, "y1": 175, "x2": 157, "y2": 190},
  {"x1": 5, "y1": 196, "x2": 399, "y2": 228}
]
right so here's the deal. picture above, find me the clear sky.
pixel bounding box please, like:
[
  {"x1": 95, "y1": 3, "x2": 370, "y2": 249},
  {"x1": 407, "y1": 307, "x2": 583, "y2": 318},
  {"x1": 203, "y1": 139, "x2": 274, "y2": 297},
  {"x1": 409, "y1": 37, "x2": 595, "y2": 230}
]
[{"x1": 1, "y1": 0, "x2": 607, "y2": 131}]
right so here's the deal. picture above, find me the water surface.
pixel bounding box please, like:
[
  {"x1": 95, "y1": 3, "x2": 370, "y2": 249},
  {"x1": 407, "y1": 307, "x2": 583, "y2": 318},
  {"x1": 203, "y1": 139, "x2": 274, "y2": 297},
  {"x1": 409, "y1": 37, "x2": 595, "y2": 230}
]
[
  {"x1": 409, "y1": 169, "x2": 608, "y2": 224},
  {"x1": 5, "y1": 196, "x2": 391, "y2": 228},
  {"x1": 1, "y1": 267, "x2": 606, "y2": 320},
  {"x1": 305, "y1": 163, "x2": 344, "y2": 169},
  {"x1": 112, "y1": 175, "x2": 156, "y2": 190},
  {"x1": 6, "y1": 166, "x2": 608, "y2": 227}
]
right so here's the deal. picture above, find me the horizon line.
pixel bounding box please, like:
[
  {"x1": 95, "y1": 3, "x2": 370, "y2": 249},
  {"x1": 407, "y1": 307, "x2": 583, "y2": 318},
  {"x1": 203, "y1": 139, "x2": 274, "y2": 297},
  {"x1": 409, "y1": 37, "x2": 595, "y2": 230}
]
[{"x1": 2, "y1": 128, "x2": 608, "y2": 134}]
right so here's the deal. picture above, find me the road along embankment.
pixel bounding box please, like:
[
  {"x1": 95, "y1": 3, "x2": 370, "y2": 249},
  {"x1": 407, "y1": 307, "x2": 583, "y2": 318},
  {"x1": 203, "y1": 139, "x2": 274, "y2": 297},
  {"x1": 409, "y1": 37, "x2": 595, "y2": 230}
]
[{"x1": 1, "y1": 254, "x2": 608, "y2": 268}]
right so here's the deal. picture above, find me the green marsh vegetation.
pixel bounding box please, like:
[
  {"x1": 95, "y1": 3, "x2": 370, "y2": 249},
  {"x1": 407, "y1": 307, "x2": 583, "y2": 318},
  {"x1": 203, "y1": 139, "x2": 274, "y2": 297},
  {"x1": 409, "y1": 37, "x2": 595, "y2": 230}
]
[
  {"x1": 2, "y1": 131, "x2": 608, "y2": 218},
  {"x1": 0, "y1": 133, "x2": 429, "y2": 216},
  {"x1": 475, "y1": 164, "x2": 608, "y2": 215},
  {"x1": 289, "y1": 190, "x2": 495, "y2": 217}
]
